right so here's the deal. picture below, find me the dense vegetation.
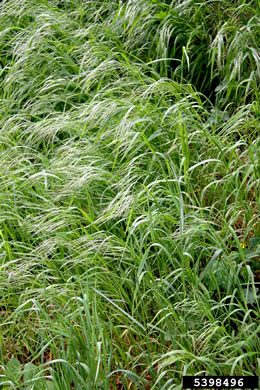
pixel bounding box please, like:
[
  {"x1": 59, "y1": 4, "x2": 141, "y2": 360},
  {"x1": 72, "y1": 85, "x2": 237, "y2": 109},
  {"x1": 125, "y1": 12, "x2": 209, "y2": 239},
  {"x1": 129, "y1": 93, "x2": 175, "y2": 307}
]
[{"x1": 0, "y1": 0, "x2": 259, "y2": 388}]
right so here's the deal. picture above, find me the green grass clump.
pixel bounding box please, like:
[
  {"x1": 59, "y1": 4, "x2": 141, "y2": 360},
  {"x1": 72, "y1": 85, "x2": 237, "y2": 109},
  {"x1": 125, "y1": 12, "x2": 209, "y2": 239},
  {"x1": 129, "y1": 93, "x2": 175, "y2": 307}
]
[{"x1": 0, "y1": 0, "x2": 259, "y2": 388}]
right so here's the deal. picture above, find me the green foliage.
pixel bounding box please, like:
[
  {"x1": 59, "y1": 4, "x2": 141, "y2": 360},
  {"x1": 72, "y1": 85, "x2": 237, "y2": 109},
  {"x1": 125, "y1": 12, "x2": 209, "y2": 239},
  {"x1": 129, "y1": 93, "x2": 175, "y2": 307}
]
[
  {"x1": 0, "y1": 0, "x2": 259, "y2": 388},
  {"x1": 0, "y1": 358, "x2": 55, "y2": 389}
]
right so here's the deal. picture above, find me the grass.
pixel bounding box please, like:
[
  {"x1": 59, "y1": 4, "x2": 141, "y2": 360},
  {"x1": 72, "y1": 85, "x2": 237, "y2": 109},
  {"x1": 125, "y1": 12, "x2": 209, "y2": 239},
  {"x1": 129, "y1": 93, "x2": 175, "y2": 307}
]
[{"x1": 0, "y1": 0, "x2": 259, "y2": 388}]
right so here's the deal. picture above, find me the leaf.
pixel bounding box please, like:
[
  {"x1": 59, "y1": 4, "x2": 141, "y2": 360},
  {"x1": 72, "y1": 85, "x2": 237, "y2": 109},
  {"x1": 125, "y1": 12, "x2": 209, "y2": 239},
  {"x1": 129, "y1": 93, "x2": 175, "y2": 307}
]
[
  {"x1": 199, "y1": 249, "x2": 223, "y2": 283},
  {"x1": 6, "y1": 357, "x2": 20, "y2": 372},
  {"x1": 248, "y1": 236, "x2": 260, "y2": 251},
  {"x1": 243, "y1": 288, "x2": 259, "y2": 305},
  {"x1": 23, "y1": 362, "x2": 38, "y2": 382},
  {"x1": 0, "y1": 374, "x2": 8, "y2": 384},
  {"x1": 44, "y1": 381, "x2": 56, "y2": 390},
  {"x1": 5, "y1": 357, "x2": 21, "y2": 382},
  {"x1": 24, "y1": 379, "x2": 56, "y2": 390},
  {"x1": 246, "y1": 236, "x2": 260, "y2": 271},
  {"x1": 215, "y1": 84, "x2": 224, "y2": 92},
  {"x1": 154, "y1": 11, "x2": 168, "y2": 19}
]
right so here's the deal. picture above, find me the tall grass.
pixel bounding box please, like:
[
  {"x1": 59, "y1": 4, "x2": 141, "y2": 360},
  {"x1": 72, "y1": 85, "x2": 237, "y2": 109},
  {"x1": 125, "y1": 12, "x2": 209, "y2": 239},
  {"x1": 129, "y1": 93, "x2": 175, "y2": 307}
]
[{"x1": 0, "y1": 0, "x2": 259, "y2": 388}]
